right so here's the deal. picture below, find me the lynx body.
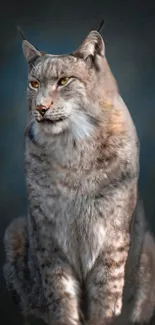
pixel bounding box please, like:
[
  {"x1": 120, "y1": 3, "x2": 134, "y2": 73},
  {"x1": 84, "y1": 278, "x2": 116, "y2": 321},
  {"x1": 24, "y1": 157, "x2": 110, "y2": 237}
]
[{"x1": 3, "y1": 30, "x2": 155, "y2": 325}]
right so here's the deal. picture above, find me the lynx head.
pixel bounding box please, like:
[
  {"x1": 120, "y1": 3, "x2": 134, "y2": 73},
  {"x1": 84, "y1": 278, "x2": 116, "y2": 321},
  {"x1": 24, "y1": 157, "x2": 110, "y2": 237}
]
[{"x1": 22, "y1": 30, "x2": 118, "y2": 144}]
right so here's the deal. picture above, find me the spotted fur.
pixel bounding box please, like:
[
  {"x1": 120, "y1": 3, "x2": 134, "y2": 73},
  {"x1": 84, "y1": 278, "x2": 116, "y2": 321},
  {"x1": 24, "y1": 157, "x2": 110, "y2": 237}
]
[{"x1": 3, "y1": 30, "x2": 155, "y2": 325}]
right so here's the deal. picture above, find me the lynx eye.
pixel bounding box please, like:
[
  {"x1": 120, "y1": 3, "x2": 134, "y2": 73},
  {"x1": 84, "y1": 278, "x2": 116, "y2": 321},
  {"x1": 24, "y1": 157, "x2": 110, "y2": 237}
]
[
  {"x1": 58, "y1": 77, "x2": 69, "y2": 86},
  {"x1": 29, "y1": 80, "x2": 39, "y2": 89}
]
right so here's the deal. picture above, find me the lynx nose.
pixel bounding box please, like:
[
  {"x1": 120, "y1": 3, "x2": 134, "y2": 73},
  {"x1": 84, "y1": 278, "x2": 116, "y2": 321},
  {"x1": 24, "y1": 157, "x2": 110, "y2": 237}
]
[{"x1": 36, "y1": 104, "x2": 50, "y2": 117}]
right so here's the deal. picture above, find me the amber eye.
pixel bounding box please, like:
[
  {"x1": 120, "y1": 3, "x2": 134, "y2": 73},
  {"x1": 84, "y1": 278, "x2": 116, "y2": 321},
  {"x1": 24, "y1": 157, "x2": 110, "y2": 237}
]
[
  {"x1": 29, "y1": 80, "x2": 39, "y2": 89},
  {"x1": 58, "y1": 77, "x2": 69, "y2": 86}
]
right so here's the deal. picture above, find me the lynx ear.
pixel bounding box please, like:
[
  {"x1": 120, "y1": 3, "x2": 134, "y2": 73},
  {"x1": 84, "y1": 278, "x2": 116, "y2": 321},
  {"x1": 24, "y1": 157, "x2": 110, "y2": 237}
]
[
  {"x1": 22, "y1": 40, "x2": 41, "y2": 64},
  {"x1": 72, "y1": 30, "x2": 105, "y2": 61},
  {"x1": 17, "y1": 26, "x2": 42, "y2": 64}
]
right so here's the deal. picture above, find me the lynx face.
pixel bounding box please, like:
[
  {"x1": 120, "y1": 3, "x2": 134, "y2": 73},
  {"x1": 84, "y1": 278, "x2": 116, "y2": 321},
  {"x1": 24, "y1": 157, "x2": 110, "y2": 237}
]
[
  {"x1": 23, "y1": 31, "x2": 116, "y2": 143},
  {"x1": 27, "y1": 54, "x2": 97, "y2": 139}
]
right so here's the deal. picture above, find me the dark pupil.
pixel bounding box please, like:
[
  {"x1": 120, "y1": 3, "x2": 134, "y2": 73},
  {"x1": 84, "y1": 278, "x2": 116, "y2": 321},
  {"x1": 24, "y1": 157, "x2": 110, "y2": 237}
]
[{"x1": 58, "y1": 78, "x2": 67, "y2": 85}]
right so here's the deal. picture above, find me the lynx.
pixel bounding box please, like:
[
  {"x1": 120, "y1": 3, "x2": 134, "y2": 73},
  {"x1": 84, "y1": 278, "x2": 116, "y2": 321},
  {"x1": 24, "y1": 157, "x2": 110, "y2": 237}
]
[{"x1": 3, "y1": 29, "x2": 155, "y2": 325}]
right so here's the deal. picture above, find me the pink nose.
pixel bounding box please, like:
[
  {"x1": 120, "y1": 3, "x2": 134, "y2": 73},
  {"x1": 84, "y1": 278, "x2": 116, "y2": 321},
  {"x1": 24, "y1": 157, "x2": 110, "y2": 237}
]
[{"x1": 36, "y1": 104, "x2": 50, "y2": 117}]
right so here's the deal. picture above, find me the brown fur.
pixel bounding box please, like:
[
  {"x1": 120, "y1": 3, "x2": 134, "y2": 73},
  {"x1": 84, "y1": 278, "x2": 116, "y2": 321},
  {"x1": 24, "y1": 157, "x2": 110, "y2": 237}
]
[{"x1": 3, "y1": 29, "x2": 155, "y2": 325}]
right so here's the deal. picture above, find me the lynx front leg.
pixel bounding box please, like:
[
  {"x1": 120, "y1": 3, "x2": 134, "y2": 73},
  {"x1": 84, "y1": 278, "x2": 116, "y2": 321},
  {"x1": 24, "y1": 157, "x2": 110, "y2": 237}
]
[
  {"x1": 34, "y1": 241, "x2": 82, "y2": 325},
  {"x1": 43, "y1": 267, "x2": 81, "y2": 325},
  {"x1": 85, "y1": 240, "x2": 129, "y2": 325}
]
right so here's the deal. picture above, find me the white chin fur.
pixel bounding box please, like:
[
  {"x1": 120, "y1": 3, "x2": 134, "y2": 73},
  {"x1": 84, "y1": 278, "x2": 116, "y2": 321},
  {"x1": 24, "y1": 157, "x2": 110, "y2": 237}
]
[
  {"x1": 28, "y1": 108, "x2": 95, "y2": 146},
  {"x1": 42, "y1": 119, "x2": 69, "y2": 135},
  {"x1": 30, "y1": 118, "x2": 69, "y2": 145}
]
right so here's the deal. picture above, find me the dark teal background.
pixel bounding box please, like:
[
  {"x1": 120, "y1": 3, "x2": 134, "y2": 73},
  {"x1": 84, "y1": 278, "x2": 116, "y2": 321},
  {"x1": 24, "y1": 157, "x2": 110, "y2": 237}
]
[{"x1": 0, "y1": 1, "x2": 155, "y2": 324}]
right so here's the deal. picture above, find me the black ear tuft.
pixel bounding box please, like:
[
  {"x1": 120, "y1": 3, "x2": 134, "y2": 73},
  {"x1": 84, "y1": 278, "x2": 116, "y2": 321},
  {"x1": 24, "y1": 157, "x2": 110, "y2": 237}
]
[
  {"x1": 17, "y1": 26, "x2": 26, "y2": 40},
  {"x1": 97, "y1": 19, "x2": 105, "y2": 33}
]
